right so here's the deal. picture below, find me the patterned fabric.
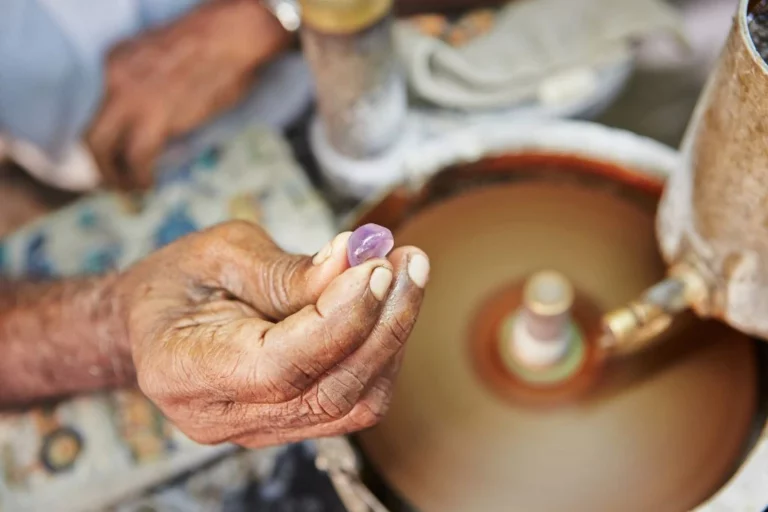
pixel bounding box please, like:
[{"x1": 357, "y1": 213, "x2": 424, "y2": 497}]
[{"x1": 0, "y1": 127, "x2": 337, "y2": 512}]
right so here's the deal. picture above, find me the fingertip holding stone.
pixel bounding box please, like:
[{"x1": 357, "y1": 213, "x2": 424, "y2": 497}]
[{"x1": 348, "y1": 224, "x2": 395, "y2": 267}]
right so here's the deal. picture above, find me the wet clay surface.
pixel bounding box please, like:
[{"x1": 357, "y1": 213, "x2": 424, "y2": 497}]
[
  {"x1": 356, "y1": 162, "x2": 759, "y2": 512},
  {"x1": 468, "y1": 279, "x2": 605, "y2": 407}
]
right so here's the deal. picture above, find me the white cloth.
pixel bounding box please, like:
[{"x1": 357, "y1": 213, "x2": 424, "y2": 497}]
[{"x1": 395, "y1": 0, "x2": 686, "y2": 110}]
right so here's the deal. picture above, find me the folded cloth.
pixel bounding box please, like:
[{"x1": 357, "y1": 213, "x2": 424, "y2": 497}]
[{"x1": 395, "y1": 0, "x2": 686, "y2": 110}]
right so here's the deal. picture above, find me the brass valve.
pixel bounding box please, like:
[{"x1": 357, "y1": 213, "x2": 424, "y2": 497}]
[{"x1": 601, "y1": 265, "x2": 708, "y2": 356}]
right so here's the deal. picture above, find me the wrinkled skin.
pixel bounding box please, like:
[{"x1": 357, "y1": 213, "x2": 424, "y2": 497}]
[
  {"x1": 117, "y1": 221, "x2": 428, "y2": 447},
  {"x1": 87, "y1": 0, "x2": 291, "y2": 190}
]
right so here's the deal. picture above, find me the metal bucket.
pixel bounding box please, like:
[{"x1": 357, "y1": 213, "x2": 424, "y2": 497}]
[{"x1": 659, "y1": 0, "x2": 768, "y2": 339}]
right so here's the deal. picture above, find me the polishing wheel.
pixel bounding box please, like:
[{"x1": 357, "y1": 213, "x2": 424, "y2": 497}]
[{"x1": 353, "y1": 154, "x2": 762, "y2": 512}]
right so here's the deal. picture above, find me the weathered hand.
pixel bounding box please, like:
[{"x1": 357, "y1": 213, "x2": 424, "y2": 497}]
[
  {"x1": 87, "y1": 0, "x2": 291, "y2": 190},
  {"x1": 117, "y1": 221, "x2": 430, "y2": 447}
]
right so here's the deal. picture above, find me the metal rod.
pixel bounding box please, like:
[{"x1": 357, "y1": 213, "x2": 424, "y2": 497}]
[{"x1": 509, "y1": 270, "x2": 576, "y2": 368}]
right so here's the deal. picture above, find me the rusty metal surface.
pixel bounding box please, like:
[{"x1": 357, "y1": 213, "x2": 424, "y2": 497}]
[{"x1": 658, "y1": 0, "x2": 768, "y2": 337}]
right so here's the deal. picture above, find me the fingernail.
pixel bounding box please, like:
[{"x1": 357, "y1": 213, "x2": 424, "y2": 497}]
[
  {"x1": 312, "y1": 242, "x2": 333, "y2": 265},
  {"x1": 312, "y1": 232, "x2": 352, "y2": 266},
  {"x1": 408, "y1": 254, "x2": 430, "y2": 288},
  {"x1": 370, "y1": 267, "x2": 394, "y2": 301}
]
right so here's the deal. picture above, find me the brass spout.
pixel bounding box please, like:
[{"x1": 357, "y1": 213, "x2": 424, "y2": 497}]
[{"x1": 601, "y1": 265, "x2": 708, "y2": 356}]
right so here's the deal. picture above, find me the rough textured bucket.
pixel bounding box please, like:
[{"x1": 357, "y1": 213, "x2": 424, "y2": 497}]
[{"x1": 659, "y1": 0, "x2": 768, "y2": 339}]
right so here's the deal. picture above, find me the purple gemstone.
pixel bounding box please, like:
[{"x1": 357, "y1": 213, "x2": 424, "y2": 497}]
[{"x1": 347, "y1": 223, "x2": 395, "y2": 267}]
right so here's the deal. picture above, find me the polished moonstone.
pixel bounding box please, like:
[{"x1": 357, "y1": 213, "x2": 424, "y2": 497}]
[{"x1": 348, "y1": 223, "x2": 395, "y2": 266}]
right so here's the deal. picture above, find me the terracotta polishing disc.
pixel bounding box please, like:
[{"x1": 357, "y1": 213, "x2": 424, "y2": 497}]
[{"x1": 356, "y1": 168, "x2": 759, "y2": 512}]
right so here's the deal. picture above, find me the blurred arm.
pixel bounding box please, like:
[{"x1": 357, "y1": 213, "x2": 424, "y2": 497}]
[
  {"x1": 0, "y1": 0, "x2": 204, "y2": 191},
  {"x1": 0, "y1": 276, "x2": 134, "y2": 408}
]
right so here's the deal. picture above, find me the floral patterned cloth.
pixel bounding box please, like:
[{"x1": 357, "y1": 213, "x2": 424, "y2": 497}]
[{"x1": 0, "y1": 127, "x2": 339, "y2": 512}]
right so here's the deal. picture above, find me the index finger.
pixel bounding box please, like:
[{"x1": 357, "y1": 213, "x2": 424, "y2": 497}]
[
  {"x1": 227, "y1": 259, "x2": 395, "y2": 404},
  {"x1": 320, "y1": 247, "x2": 429, "y2": 394},
  {"x1": 124, "y1": 107, "x2": 169, "y2": 190},
  {"x1": 86, "y1": 97, "x2": 132, "y2": 189}
]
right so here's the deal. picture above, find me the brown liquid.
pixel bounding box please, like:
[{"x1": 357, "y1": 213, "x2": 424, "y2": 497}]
[{"x1": 357, "y1": 174, "x2": 758, "y2": 512}]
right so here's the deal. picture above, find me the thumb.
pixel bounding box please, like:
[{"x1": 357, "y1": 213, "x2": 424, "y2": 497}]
[{"x1": 220, "y1": 226, "x2": 353, "y2": 320}]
